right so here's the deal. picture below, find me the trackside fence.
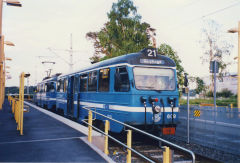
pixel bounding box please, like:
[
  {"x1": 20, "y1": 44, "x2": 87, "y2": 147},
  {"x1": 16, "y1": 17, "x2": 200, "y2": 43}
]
[
  {"x1": 177, "y1": 105, "x2": 240, "y2": 156},
  {"x1": 82, "y1": 107, "x2": 195, "y2": 163}
]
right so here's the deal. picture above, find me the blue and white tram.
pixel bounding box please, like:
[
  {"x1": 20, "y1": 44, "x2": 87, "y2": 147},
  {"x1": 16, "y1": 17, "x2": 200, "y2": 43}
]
[
  {"x1": 34, "y1": 75, "x2": 59, "y2": 111},
  {"x1": 53, "y1": 48, "x2": 179, "y2": 134}
]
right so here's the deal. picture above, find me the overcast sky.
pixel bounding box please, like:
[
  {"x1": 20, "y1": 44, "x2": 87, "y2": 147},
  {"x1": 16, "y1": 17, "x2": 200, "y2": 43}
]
[{"x1": 3, "y1": 0, "x2": 240, "y2": 86}]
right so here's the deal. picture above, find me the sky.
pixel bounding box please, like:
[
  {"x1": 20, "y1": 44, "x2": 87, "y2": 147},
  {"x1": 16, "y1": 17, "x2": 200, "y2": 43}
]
[{"x1": 3, "y1": 0, "x2": 240, "y2": 86}]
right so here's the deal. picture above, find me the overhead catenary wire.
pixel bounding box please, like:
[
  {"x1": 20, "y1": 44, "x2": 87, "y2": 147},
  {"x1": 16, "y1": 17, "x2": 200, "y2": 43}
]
[{"x1": 172, "y1": 0, "x2": 240, "y2": 29}]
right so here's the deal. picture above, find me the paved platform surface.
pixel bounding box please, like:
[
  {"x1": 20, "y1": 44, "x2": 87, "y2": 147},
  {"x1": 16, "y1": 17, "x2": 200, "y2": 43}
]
[{"x1": 0, "y1": 100, "x2": 106, "y2": 162}]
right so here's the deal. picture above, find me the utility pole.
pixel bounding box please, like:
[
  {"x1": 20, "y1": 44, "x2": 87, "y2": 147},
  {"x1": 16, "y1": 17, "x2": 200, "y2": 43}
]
[
  {"x1": 69, "y1": 33, "x2": 73, "y2": 72},
  {"x1": 48, "y1": 34, "x2": 75, "y2": 72},
  {"x1": 228, "y1": 21, "x2": 240, "y2": 111}
]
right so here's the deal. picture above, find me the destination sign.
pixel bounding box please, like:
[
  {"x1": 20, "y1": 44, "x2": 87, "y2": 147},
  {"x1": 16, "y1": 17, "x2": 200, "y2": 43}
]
[{"x1": 140, "y1": 59, "x2": 165, "y2": 65}]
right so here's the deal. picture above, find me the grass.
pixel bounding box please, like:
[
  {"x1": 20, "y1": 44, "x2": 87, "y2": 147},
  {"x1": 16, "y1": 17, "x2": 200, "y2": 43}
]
[{"x1": 179, "y1": 97, "x2": 237, "y2": 107}]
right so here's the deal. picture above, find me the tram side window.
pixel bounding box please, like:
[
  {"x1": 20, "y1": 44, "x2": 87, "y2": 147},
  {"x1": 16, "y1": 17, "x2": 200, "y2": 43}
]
[
  {"x1": 80, "y1": 74, "x2": 88, "y2": 92},
  {"x1": 40, "y1": 85, "x2": 43, "y2": 92},
  {"x1": 59, "y1": 80, "x2": 64, "y2": 92},
  {"x1": 99, "y1": 68, "x2": 110, "y2": 92},
  {"x1": 36, "y1": 85, "x2": 39, "y2": 92},
  {"x1": 114, "y1": 67, "x2": 130, "y2": 92},
  {"x1": 47, "y1": 82, "x2": 55, "y2": 92},
  {"x1": 43, "y1": 84, "x2": 47, "y2": 92},
  {"x1": 46, "y1": 83, "x2": 50, "y2": 92},
  {"x1": 57, "y1": 80, "x2": 61, "y2": 92},
  {"x1": 88, "y1": 71, "x2": 97, "y2": 92},
  {"x1": 74, "y1": 76, "x2": 79, "y2": 93},
  {"x1": 64, "y1": 78, "x2": 68, "y2": 92}
]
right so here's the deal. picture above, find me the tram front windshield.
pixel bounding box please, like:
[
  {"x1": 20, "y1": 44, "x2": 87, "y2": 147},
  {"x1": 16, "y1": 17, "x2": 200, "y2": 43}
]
[{"x1": 133, "y1": 67, "x2": 176, "y2": 91}]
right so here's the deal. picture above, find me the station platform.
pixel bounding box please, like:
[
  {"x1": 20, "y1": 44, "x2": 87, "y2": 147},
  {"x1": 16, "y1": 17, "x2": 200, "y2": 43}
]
[{"x1": 0, "y1": 99, "x2": 111, "y2": 162}]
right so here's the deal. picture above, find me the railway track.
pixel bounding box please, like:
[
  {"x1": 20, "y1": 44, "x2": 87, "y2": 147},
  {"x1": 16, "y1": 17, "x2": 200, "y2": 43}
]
[
  {"x1": 107, "y1": 132, "x2": 193, "y2": 163},
  {"x1": 109, "y1": 143, "x2": 192, "y2": 163},
  {"x1": 107, "y1": 131, "x2": 222, "y2": 163}
]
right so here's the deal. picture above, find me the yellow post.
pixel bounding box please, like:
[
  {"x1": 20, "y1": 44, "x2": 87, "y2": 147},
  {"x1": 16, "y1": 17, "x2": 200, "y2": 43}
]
[
  {"x1": 88, "y1": 110, "x2": 92, "y2": 143},
  {"x1": 230, "y1": 103, "x2": 233, "y2": 109},
  {"x1": 16, "y1": 100, "x2": 18, "y2": 121},
  {"x1": 15, "y1": 100, "x2": 18, "y2": 123},
  {"x1": 19, "y1": 72, "x2": 24, "y2": 135},
  {"x1": 104, "y1": 120, "x2": 109, "y2": 155},
  {"x1": 17, "y1": 101, "x2": 20, "y2": 131},
  {"x1": 238, "y1": 21, "x2": 240, "y2": 111},
  {"x1": 11, "y1": 98, "x2": 15, "y2": 113},
  {"x1": 127, "y1": 130, "x2": 132, "y2": 163},
  {"x1": 163, "y1": 146, "x2": 170, "y2": 163},
  {"x1": 0, "y1": 35, "x2": 4, "y2": 110}
]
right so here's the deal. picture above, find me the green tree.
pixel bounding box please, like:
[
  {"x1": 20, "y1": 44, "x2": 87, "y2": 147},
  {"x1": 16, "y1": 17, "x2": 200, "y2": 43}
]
[
  {"x1": 86, "y1": 0, "x2": 151, "y2": 62},
  {"x1": 158, "y1": 44, "x2": 185, "y2": 86},
  {"x1": 216, "y1": 88, "x2": 233, "y2": 98},
  {"x1": 195, "y1": 77, "x2": 206, "y2": 95}
]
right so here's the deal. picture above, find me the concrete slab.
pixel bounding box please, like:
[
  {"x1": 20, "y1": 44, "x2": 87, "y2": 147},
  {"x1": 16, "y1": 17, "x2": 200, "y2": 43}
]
[{"x1": 0, "y1": 100, "x2": 107, "y2": 162}]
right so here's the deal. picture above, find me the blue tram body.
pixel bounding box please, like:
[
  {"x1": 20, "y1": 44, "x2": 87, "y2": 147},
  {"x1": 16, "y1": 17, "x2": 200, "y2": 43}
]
[
  {"x1": 34, "y1": 48, "x2": 179, "y2": 134},
  {"x1": 34, "y1": 75, "x2": 58, "y2": 111}
]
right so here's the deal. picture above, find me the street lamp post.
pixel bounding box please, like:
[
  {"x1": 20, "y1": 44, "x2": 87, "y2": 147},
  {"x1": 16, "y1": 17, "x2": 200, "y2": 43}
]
[
  {"x1": 228, "y1": 21, "x2": 240, "y2": 111},
  {"x1": 0, "y1": 37, "x2": 14, "y2": 107},
  {"x1": 0, "y1": 0, "x2": 21, "y2": 109}
]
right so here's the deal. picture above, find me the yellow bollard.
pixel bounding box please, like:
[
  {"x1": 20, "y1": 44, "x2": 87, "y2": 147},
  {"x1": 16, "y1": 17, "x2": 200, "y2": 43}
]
[
  {"x1": 230, "y1": 103, "x2": 233, "y2": 109},
  {"x1": 19, "y1": 72, "x2": 25, "y2": 135},
  {"x1": 12, "y1": 99, "x2": 15, "y2": 114},
  {"x1": 15, "y1": 100, "x2": 18, "y2": 123},
  {"x1": 16, "y1": 101, "x2": 20, "y2": 130},
  {"x1": 163, "y1": 146, "x2": 170, "y2": 163},
  {"x1": 126, "y1": 130, "x2": 132, "y2": 163},
  {"x1": 104, "y1": 120, "x2": 109, "y2": 155},
  {"x1": 88, "y1": 111, "x2": 92, "y2": 143}
]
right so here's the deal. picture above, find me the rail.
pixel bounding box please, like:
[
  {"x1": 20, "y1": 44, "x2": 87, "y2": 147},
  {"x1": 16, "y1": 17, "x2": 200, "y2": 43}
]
[{"x1": 82, "y1": 106, "x2": 195, "y2": 163}]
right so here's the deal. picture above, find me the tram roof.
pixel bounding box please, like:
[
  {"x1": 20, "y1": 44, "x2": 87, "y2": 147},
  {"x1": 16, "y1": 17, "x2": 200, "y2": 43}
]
[{"x1": 60, "y1": 49, "x2": 176, "y2": 78}]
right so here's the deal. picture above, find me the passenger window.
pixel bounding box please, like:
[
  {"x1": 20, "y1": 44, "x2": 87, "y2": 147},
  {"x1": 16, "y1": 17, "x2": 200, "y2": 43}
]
[
  {"x1": 44, "y1": 84, "x2": 47, "y2": 92},
  {"x1": 57, "y1": 80, "x2": 61, "y2": 92},
  {"x1": 114, "y1": 67, "x2": 130, "y2": 92},
  {"x1": 40, "y1": 85, "x2": 43, "y2": 92},
  {"x1": 46, "y1": 83, "x2": 50, "y2": 92},
  {"x1": 80, "y1": 74, "x2": 88, "y2": 92},
  {"x1": 48, "y1": 82, "x2": 55, "y2": 92},
  {"x1": 99, "y1": 68, "x2": 110, "y2": 92},
  {"x1": 88, "y1": 71, "x2": 97, "y2": 92},
  {"x1": 37, "y1": 85, "x2": 39, "y2": 92},
  {"x1": 64, "y1": 79, "x2": 68, "y2": 92},
  {"x1": 60, "y1": 80, "x2": 64, "y2": 92},
  {"x1": 74, "y1": 76, "x2": 79, "y2": 93}
]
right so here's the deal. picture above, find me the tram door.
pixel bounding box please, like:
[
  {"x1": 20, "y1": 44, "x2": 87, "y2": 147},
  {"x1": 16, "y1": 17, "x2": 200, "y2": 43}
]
[
  {"x1": 74, "y1": 76, "x2": 80, "y2": 119},
  {"x1": 67, "y1": 76, "x2": 74, "y2": 117}
]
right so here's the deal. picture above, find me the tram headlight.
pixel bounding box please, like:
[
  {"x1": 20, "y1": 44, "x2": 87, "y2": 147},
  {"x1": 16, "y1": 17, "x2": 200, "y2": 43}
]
[{"x1": 153, "y1": 105, "x2": 161, "y2": 113}]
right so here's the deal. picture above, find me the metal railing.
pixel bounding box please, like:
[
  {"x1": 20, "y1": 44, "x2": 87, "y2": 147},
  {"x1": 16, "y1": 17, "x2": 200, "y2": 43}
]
[
  {"x1": 7, "y1": 72, "x2": 28, "y2": 135},
  {"x1": 82, "y1": 106, "x2": 195, "y2": 163}
]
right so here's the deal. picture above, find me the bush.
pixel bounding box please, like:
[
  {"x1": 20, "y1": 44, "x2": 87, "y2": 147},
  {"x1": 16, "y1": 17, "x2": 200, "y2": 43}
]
[
  {"x1": 216, "y1": 89, "x2": 233, "y2": 98},
  {"x1": 206, "y1": 91, "x2": 213, "y2": 97}
]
